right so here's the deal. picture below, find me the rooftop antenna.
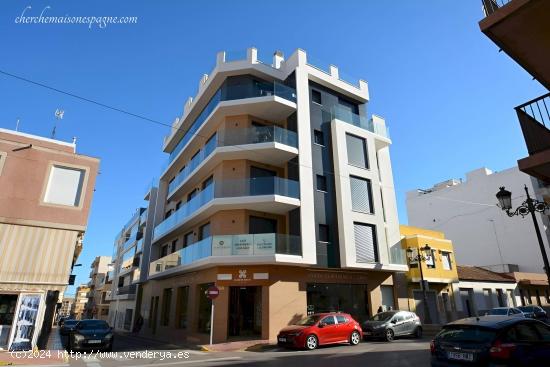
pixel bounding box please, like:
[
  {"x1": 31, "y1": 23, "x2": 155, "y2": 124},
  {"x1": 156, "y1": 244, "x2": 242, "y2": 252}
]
[
  {"x1": 15, "y1": 118, "x2": 20, "y2": 131},
  {"x1": 51, "y1": 108, "x2": 64, "y2": 139}
]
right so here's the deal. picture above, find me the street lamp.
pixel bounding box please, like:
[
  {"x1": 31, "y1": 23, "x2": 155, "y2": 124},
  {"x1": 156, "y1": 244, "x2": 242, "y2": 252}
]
[
  {"x1": 406, "y1": 244, "x2": 433, "y2": 324},
  {"x1": 496, "y1": 185, "x2": 550, "y2": 293}
]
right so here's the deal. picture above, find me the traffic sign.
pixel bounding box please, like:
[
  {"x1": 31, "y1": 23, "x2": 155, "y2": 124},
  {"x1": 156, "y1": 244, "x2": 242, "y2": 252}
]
[{"x1": 206, "y1": 285, "x2": 219, "y2": 300}]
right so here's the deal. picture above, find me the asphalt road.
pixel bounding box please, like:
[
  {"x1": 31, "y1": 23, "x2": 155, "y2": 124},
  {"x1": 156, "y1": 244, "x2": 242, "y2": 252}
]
[{"x1": 60, "y1": 333, "x2": 431, "y2": 367}]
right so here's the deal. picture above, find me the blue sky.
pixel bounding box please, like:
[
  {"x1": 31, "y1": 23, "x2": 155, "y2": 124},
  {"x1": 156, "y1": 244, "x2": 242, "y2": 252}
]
[{"x1": 0, "y1": 0, "x2": 546, "y2": 294}]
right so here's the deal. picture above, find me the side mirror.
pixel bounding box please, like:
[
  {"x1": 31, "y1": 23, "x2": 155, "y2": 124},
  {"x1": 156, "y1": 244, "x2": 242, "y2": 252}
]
[
  {"x1": 391, "y1": 319, "x2": 397, "y2": 324},
  {"x1": 318, "y1": 322, "x2": 325, "y2": 328}
]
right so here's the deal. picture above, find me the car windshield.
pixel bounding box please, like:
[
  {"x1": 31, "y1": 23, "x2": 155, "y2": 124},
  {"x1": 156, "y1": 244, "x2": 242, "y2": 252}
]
[
  {"x1": 487, "y1": 309, "x2": 508, "y2": 315},
  {"x1": 64, "y1": 320, "x2": 78, "y2": 326},
  {"x1": 437, "y1": 326, "x2": 497, "y2": 343},
  {"x1": 370, "y1": 312, "x2": 396, "y2": 322},
  {"x1": 295, "y1": 316, "x2": 321, "y2": 326},
  {"x1": 77, "y1": 320, "x2": 110, "y2": 330}
]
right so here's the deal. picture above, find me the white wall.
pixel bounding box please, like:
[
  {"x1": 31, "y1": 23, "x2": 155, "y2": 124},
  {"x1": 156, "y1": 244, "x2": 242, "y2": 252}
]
[
  {"x1": 451, "y1": 280, "x2": 520, "y2": 315},
  {"x1": 407, "y1": 167, "x2": 550, "y2": 273}
]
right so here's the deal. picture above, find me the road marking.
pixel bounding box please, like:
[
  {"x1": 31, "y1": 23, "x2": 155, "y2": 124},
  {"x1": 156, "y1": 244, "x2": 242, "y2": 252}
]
[{"x1": 123, "y1": 356, "x2": 243, "y2": 367}]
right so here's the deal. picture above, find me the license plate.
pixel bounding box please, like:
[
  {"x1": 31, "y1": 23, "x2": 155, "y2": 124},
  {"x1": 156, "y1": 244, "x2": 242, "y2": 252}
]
[
  {"x1": 447, "y1": 351, "x2": 473, "y2": 361},
  {"x1": 88, "y1": 340, "x2": 102, "y2": 344},
  {"x1": 278, "y1": 337, "x2": 286, "y2": 342}
]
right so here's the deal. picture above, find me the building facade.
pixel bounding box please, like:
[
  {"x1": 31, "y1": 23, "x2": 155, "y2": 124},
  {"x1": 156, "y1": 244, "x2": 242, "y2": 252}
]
[
  {"x1": 85, "y1": 256, "x2": 112, "y2": 320},
  {"x1": 137, "y1": 48, "x2": 407, "y2": 344},
  {"x1": 72, "y1": 285, "x2": 90, "y2": 321},
  {"x1": 0, "y1": 129, "x2": 99, "y2": 350},
  {"x1": 108, "y1": 186, "x2": 158, "y2": 331},
  {"x1": 397, "y1": 225, "x2": 459, "y2": 325},
  {"x1": 58, "y1": 296, "x2": 74, "y2": 319},
  {"x1": 407, "y1": 166, "x2": 550, "y2": 274}
]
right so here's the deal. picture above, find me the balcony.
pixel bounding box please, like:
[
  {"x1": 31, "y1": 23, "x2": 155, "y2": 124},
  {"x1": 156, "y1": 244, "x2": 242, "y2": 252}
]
[
  {"x1": 150, "y1": 233, "x2": 301, "y2": 278},
  {"x1": 167, "y1": 126, "x2": 298, "y2": 199},
  {"x1": 516, "y1": 93, "x2": 550, "y2": 181},
  {"x1": 329, "y1": 105, "x2": 390, "y2": 139},
  {"x1": 116, "y1": 284, "x2": 137, "y2": 300},
  {"x1": 154, "y1": 177, "x2": 300, "y2": 243},
  {"x1": 121, "y1": 229, "x2": 143, "y2": 252},
  {"x1": 163, "y1": 80, "x2": 297, "y2": 176},
  {"x1": 479, "y1": 0, "x2": 550, "y2": 90}
]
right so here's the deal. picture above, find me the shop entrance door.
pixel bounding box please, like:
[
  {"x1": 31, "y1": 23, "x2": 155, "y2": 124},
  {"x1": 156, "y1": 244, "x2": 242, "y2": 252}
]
[
  {"x1": 228, "y1": 287, "x2": 262, "y2": 338},
  {"x1": 0, "y1": 295, "x2": 18, "y2": 349}
]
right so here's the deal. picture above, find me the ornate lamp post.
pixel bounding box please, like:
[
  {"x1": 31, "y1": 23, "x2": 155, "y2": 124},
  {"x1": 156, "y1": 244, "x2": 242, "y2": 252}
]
[
  {"x1": 406, "y1": 244, "x2": 433, "y2": 324},
  {"x1": 496, "y1": 185, "x2": 550, "y2": 293}
]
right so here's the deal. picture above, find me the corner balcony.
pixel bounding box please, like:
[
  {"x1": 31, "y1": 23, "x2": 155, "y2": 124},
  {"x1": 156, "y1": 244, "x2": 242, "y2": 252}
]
[
  {"x1": 329, "y1": 105, "x2": 390, "y2": 140},
  {"x1": 479, "y1": 0, "x2": 550, "y2": 90},
  {"x1": 153, "y1": 177, "x2": 300, "y2": 243},
  {"x1": 149, "y1": 233, "x2": 301, "y2": 278},
  {"x1": 163, "y1": 81, "x2": 297, "y2": 177},
  {"x1": 116, "y1": 284, "x2": 137, "y2": 300},
  {"x1": 167, "y1": 125, "x2": 298, "y2": 200}
]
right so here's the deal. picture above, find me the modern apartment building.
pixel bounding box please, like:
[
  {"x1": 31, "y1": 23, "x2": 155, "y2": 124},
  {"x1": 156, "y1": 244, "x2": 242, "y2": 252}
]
[
  {"x1": 58, "y1": 296, "x2": 74, "y2": 319},
  {"x1": 0, "y1": 128, "x2": 99, "y2": 350},
  {"x1": 407, "y1": 167, "x2": 550, "y2": 273},
  {"x1": 85, "y1": 256, "x2": 112, "y2": 320},
  {"x1": 72, "y1": 285, "x2": 91, "y2": 321},
  {"x1": 108, "y1": 186, "x2": 158, "y2": 331},
  {"x1": 138, "y1": 48, "x2": 406, "y2": 344},
  {"x1": 479, "y1": 0, "x2": 550, "y2": 182}
]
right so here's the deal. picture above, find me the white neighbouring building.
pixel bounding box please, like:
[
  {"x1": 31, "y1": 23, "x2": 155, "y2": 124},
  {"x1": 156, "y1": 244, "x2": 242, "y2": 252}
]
[{"x1": 407, "y1": 166, "x2": 550, "y2": 274}]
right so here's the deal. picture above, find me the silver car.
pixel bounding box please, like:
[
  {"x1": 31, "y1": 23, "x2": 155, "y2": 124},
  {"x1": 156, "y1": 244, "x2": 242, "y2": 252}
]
[
  {"x1": 484, "y1": 307, "x2": 525, "y2": 318},
  {"x1": 363, "y1": 311, "x2": 422, "y2": 341}
]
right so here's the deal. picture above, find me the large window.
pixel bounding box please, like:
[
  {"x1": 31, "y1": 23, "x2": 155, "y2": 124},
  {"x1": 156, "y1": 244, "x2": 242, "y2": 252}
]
[
  {"x1": 350, "y1": 176, "x2": 374, "y2": 214},
  {"x1": 44, "y1": 165, "x2": 85, "y2": 206},
  {"x1": 161, "y1": 288, "x2": 172, "y2": 326},
  {"x1": 176, "y1": 286, "x2": 189, "y2": 329},
  {"x1": 442, "y1": 252, "x2": 452, "y2": 270},
  {"x1": 346, "y1": 134, "x2": 368, "y2": 169},
  {"x1": 198, "y1": 283, "x2": 214, "y2": 333},
  {"x1": 353, "y1": 222, "x2": 378, "y2": 263},
  {"x1": 307, "y1": 283, "x2": 370, "y2": 323}
]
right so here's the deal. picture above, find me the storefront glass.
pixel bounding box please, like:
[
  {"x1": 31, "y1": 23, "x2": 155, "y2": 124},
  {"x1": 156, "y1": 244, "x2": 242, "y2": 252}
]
[
  {"x1": 306, "y1": 283, "x2": 370, "y2": 323},
  {"x1": 0, "y1": 295, "x2": 18, "y2": 349}
]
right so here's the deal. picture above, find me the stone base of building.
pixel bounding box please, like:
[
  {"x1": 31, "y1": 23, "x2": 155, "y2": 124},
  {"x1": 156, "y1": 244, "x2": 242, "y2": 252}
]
[{"x1": 137, "y1": 265, "x2": 398, "y2": 344}]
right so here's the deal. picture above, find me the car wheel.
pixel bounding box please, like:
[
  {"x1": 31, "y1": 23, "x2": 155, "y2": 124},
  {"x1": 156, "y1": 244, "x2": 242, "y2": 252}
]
[
  {"x1": 385, "y1": 329, "x2": 394, "y2": 342},
  {"x1": 350, "y1": 331, "x2": 361, "y2": 345},
  {"x1": 414, "y1": 327, "x2": 422, "y2": 339},
  {"x1": 305, "y1": 334, "x2": 318, "y2": 350}
]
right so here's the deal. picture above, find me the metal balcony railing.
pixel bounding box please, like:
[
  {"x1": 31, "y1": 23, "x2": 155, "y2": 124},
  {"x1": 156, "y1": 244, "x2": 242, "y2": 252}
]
[
  {"x1": 516, "y1": 93, "x2": 550, "y2": 129},
  {"x1": 117, "y1": 284, "x2": 137, "y2": 295},
  {"x1": 481, "y1": 0, "x2": 512, "y2": 17}
]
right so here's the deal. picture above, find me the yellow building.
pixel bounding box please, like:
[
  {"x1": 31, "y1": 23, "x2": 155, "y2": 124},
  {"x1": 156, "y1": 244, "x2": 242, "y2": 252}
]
[{"x1": 398, "y1": 225, "x2": 459, "y2": 324}]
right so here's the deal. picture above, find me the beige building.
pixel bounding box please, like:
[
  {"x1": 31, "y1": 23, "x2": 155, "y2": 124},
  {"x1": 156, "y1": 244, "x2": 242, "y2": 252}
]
[
  {"x1": 85, "y1": 256, "x2": 112, "y2": 321},
  {"x1": 0, "y1": 128, "x2": 99, "y2": 350},
  {"x1": 72, "y1": 285, "x2": 90, "y2": 321},
  {"x1": 135, "y1": 48, "x2": 407, "y2": 344},
  {"x1": 58, "y1": 296, "x2": 74, "y2": 319}
]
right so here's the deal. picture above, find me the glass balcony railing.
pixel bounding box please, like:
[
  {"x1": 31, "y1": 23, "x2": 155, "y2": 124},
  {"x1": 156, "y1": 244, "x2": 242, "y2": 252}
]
[
  {"x1": 389, "y1": 245, "x2": 407, "y2": 266},
  {"x1": 167, "y1": 81, "x2": 297, "y2": 167},
  {"x1": 150, "y1": 233, "x2": 301, "y2": 276},
  {"x1": 155, "y1": 177, "x2": 300, "y2": 240},
  {"x1": 328, "y1": 105, "x2": 390, "y2": 139},
  {"x1": 117, "y1": 284, "x2": 137, "y2": 295},
  {"x1": 167, "y1": 126, "x2": 298, "y2": 195}
]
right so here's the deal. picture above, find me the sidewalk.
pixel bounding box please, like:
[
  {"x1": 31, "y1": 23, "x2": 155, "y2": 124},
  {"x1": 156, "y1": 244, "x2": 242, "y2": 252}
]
[
  {"x1": 201, "y1": 339, "x2": 273, "y2": 352},
  {"x1": 0, "y1": 327, "x2": 67, "y2": 366}
]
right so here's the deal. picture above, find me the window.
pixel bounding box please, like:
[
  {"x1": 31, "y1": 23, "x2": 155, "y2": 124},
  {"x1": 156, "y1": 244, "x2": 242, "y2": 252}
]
[
  {"x1": 164, "y1": 209, "x2": 173, "y2": 219},
  {"x1": 346, "y1": 133, "x2": 368, "y2": 169},
  {"x1": 187, "y1": 189, "x2": 198, "y2": 202},
  {"x1": 198, "y1": 283, "x2": 214, "y2": 333},
  {"x1": 354, "y1": 222, "x2": 378, "y2": 263},
  {"x1": 202, "y1": 175, "x2": 213, "y2": 190},
  {"x1": 171, "y1": 240, "x2": 177, "y2": 253},
  {"x1": 316, "y1": 175, "x2": 327, "y2": 192},
  {"x1": 318, "y1": 224, "x2": 329, "y2": 243},
  {"x1": 426, "y1": 250, "x2": 436, "y2": 268},
  {"x1": 184, "y1": 232, "x2": 194, "y2": 247},
  {"x1": 175, "y1": 201, "x2": 182, "y2": 210},
  {"x1": 176, "y1": 286, "x2": 189, "y2": 329},
  {"x1": 336, "y1": 315, "x2": 348, "y2": 324},
  {"x1": 442, "y1": 252, "x2": 452, "y2": 270},
  {"x1": 161, "y1": 288, "x2": 172, "y2": 326},
  {"x1": 44, "y1": 165, "x2": 86, "y2": 206},
  {"x1": 313, "y1": 130, "x2": 324, "y2": 146},
  {"x1": 350, "y1": 176, "x2": 374, "y2": 214},
  {"x1": 321, "y1": 316, "x2": 335, "y2": 325},
  {"x1": 199, "y1": 222, "x2": 211, "y2": 240},
  {"x1": 160, "y1": 244, "x2": 168, "y2": 258},
  {"x1": 311, "y1": 89, "x2": 322, "y2": 105},
  {"x1": 506, "y1": 323, "x2": 540, "y2": 342}
]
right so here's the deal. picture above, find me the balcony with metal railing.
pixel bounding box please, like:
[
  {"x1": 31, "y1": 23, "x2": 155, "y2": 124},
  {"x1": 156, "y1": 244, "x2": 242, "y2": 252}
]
[
  {"x1": 154, "y1": 177, "x2": 300, "y2": 243},
  {"x1": 150, "y1": 233, "x2": 301, "y2": 278},
  {"x1": 167, "y1": 126, "x2": 298, "y2": 199}
]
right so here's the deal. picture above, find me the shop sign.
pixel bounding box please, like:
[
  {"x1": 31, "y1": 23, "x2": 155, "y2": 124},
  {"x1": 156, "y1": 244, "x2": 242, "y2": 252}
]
[
  {"x1": 212, "y1": 235, "x2": 233, "y2": 256},
  {"x1": 253, "y1": 233, "x2": 276, "y2": 255},
  {"x1": 231, "y1": 234, "x2": 253, "y2": 256}
]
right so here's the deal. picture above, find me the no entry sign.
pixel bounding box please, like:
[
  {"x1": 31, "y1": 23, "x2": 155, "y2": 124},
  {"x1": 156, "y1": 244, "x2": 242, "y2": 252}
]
[{"x1": 206, "y1": 285, "x2": 220, "y2": 300}]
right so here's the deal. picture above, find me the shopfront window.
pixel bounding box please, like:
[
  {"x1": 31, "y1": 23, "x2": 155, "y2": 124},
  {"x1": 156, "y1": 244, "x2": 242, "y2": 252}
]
[
  {"x1": 306, "y1": 283, "x2": 370, "y2": 323},
  {"x1": 197, "y1": 283, "x2": 213, "y2": 333},
  {"x1": 176, "y1": 286, "x2": 189, "y2": 329}
]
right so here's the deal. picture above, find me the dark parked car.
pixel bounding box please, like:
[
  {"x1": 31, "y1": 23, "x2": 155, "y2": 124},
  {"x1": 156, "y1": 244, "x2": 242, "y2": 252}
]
[
  {"x1": 68, "y1": 320, "x2": 113, "y2": 352},
  {"x1": 363, "y1": 311, "x2": 422, "y2": 341},
  {"x1": 518, "y1": 305, "x2": 548, "y2": 322},
  {"x1": 60, "y1": 319, "x2": 79, "y2": 335},
  {"x1": 277, "y1": 313, "x2": 362, "y2": 350},
  {"x1": 431, "y1": 316, "x2": 550, "y2": 366}
]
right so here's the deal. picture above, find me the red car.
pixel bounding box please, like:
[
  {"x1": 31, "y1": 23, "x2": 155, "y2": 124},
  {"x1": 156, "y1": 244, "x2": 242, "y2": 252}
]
[{"x1": 277, "y1": 313, "x2": 363, "y2": 350}]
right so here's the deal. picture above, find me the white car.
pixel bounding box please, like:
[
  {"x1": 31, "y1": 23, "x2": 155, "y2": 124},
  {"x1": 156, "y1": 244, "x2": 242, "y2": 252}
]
[{"x1": 484, "y1": 307, "x2": 525, "y2": 318}]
